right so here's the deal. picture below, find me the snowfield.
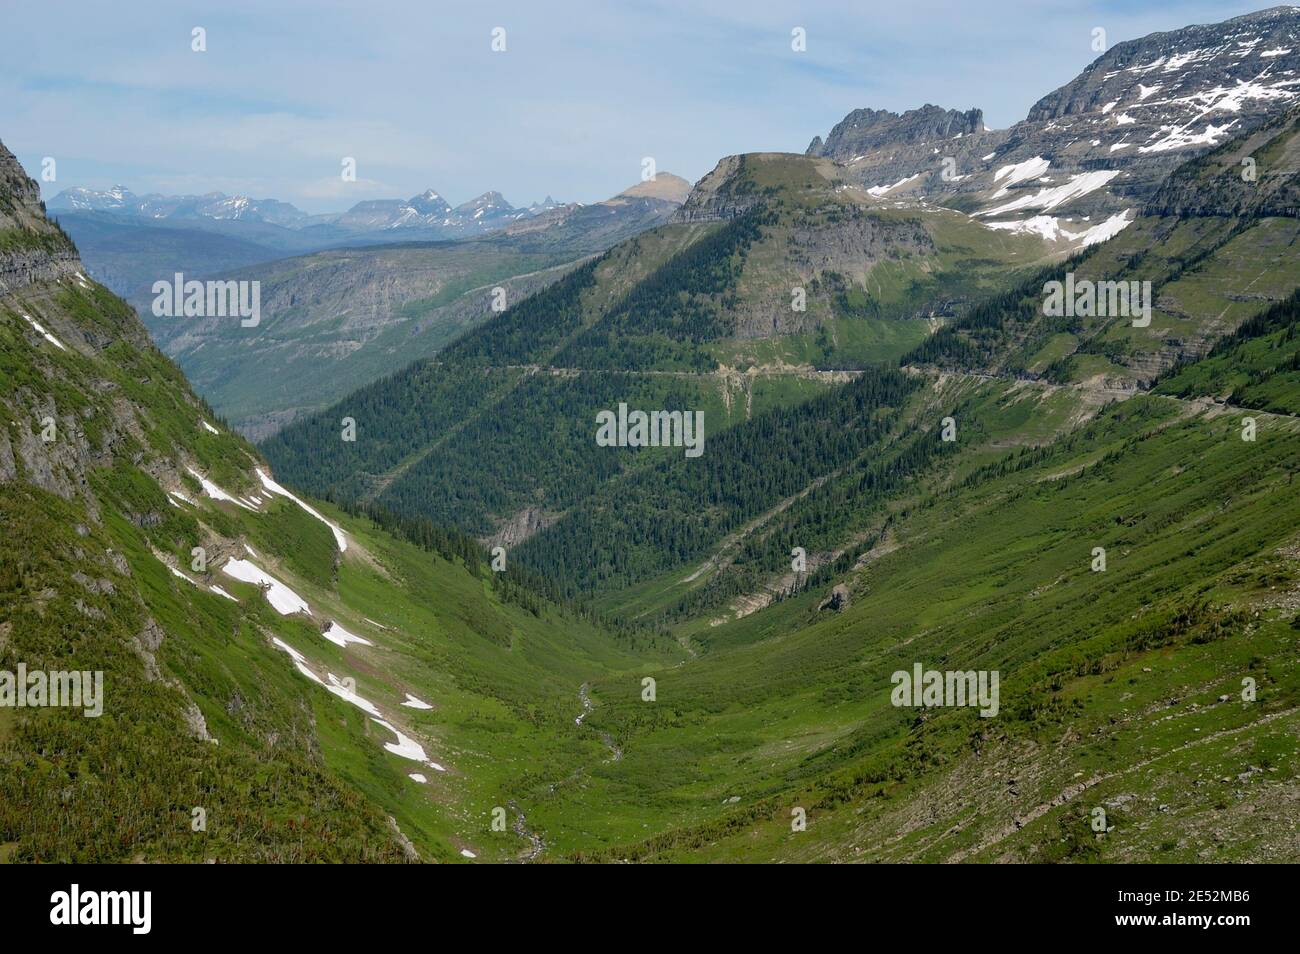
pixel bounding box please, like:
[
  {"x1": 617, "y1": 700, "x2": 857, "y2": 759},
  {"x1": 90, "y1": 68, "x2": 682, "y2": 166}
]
[
  {"x1": 992, "y1": 157, "x2": 1050, "y2": 196},
  {"x1": 323, "y1": 621, "x2": 374, "y2": 648},
  {"x1": 256, "y1": 468, "x2": 348, "y2": 552},
  {"x1": 867, "y1": 173, "x2": 922, "y2": 196},
  {"x1": 186, "y1": 466, "x2": 255, "y2": 511},
  {"x1": 984, "y1": 209, "x2": 1133, "y2": 247},
  {"x1": 272, "y1": 637, "x2": 447, "y2": 770},
  {"x1": 21, "y1": 314, "x2": 67, "y2": 350},
  {"x1": 982, "y1": 170, "x2": 1120, "y2": 217},
  {"x1": 222, "y1": 558, "x2": 310, "y2": 615},
  {"x1": 271, "y1": 638, "x2": 326, "y2": 685}
]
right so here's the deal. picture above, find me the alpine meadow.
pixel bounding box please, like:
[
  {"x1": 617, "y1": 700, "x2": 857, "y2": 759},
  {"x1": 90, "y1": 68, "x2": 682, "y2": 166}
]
[{"x1": 3, "y1": 1, "x2": 1300, "y2": 907}]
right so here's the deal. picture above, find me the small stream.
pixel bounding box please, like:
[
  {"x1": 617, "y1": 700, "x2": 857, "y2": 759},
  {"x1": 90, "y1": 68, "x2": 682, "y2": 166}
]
[{"x1": 577, "y1": 682, "x2": 623, "y2": 761}]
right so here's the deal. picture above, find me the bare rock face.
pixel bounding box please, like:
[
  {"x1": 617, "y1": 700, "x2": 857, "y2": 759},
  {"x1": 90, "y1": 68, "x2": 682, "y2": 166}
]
[
  {"x1": 617, "y1": 173, "x2": 693, "y2": 204},
  {"x1": 806, "y1": 104, "x2": 1010, "y2": 209},
  {"x1": 820, "y1": 583, "x2": 851, "y2": 612},
  {"x1": 10, "y1": 401, "x2": 101, "y2": 522},
  {"x1": 673, "y1": 155, "x2": 759, "y2": 223},
  {"x1": 1026, "y1": 7, "x2": 1300, "y2": 125},
  {"x1": 1145, "y1": 102, "x2": 1300, "y2": 218},
  {"x1": 0, "y1": 427, "x2": 15, "y2": 482},
  {"x1": 386, "y1": 816, "x2": 421, "y2": 862},
  {"x1": 809, "y1": 105, "x2": 987, "y2": 160},
  {"x1": 15, "y1": 418, "x2": 79, "y2": 501},
  {"x1": 0, "y1": 140, "x2": 80, "y2": 293},
  {"x1": 486, "y1": 505, "x2": 557, "y2": 548},
  {"x1": 1009, "y1": 5, "x2": 1300, "y2": 205},
  {"x1": 0, "y1": 140, "x2": 42, "y2": 215},
  {"x1": 183, "y1": 701, "x2": 213, "y2": 743},
  {"x1": 0, "y1": 244, "x2": 82, "y2": 295}
]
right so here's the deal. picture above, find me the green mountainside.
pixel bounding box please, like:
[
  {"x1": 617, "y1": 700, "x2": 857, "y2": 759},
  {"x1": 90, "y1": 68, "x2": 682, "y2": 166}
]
[
  {"x1": 910, "y1": 106, "x2": 1300, "y2": 388},
  {"x1": 1, "y1": 138, "x2": 677, "y2": 862},
  {"x1": 250, "y1": 111, "x2": 1300, "y2": 862},
  {"x1": 6, "y1": 51, "x2": 1300, "y2": 863},
  {"x1": 261, "y1": 152, "x2": 1048, "y2": 545}
]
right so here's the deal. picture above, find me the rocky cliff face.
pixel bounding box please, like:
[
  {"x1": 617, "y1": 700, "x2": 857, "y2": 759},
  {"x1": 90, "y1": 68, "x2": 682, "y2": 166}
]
[
  {"x1": 1010, "y1": 5, "x2": 1300, "y2": 201},
  {"x1": 0, "y1": 141, "x2": 44, "y2": 219},
  {"x1": 1, "y1": 139, "x2": 158, "y2": 510},
  {"x1": 672, "y1": 153, "x2": 845, "y2": 223},
  {"x1": 0, "y1": 141, "x2": 80, "y2": 294},
  {"x1": 1026, "y1": 6, "x2": 1300, "y2": 124},
  {"x1": 808, "y1": 105, "x2": 987, "y2": 160},
  {"x1": 672, "y1": 155, "x2": 775, "y2": 222}
]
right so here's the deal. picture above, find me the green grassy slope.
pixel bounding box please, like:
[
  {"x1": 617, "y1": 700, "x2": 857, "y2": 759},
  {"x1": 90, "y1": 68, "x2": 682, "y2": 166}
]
[
  {"x1": 0, "y1": 281, "x2": 678, "y2": 861},
  {"x1": 566, "y1": 392, "x2": 1300, "y2": 862},
  {"x1": 1156, "y1": 288, "x2": 1300, "y2": 415}
]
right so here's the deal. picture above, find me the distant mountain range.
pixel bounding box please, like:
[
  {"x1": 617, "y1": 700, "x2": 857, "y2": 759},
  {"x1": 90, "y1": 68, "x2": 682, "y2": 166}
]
[
  {"x1": 46, "y1": 174, "x2": 692, "y2": 319},
  {"x1": 48, "y1": 183, "x2": 568, "y2": 236},
  {"x1": 126, "y1": 174, "x2": 695, "y2": 438}
]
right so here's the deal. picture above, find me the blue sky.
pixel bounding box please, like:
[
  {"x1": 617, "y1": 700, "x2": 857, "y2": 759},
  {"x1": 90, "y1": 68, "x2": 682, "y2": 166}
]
[{"x1": 5, "y1": 0, "x2": 1269, "y2": 212}]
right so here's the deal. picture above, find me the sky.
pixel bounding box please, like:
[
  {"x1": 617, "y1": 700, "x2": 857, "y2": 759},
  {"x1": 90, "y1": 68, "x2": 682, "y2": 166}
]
[{"x1": 4, "y1": 0, "x2": 1272, "y2": 212}]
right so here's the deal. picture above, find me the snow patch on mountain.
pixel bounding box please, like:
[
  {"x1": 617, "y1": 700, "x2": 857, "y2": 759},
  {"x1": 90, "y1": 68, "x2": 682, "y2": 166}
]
[
  {"x1": 323, "y1": 621, "x2": 374, "y2": 648},
  {"x1": 186, "y1": 466, "x2": 255, "y2": 511},
  {"x1": 1140, "y1": 120, "x2": 1239, "y2": 153},
  {"x1": 983, "y1": 170, "x2": 1120, "y2": 216},
  {"x1": 256, "y1": 467, "x2": 347, "y2": 552},
  {"x1": 222, "y1": 558, "x2": 310, "y2": 615},
  {"x1": 21, "y1": 314, "x2": 67, "y2": 350},
  {"x1": 992, "y1": 157, "x2": 1051, "y2": 197},
  {"x1": 983, "y1": 209, "x2": 1134, "y2": 247},
  {"x1": 867, "y1": 173, "x2": 923, "y2": 196}
]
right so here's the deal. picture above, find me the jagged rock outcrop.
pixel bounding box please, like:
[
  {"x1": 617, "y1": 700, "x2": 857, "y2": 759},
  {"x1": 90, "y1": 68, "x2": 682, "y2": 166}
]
[
  {"x1": 0, "y1": 428, "x2": 15, "y2": 482},
  {"x1": 820, "y1": 583, "x2": 851, "y2": 612},
  {"x1": 0, "y1": 140, "x2": 43, "y2": 218},
  {"x1": 808, "y1": 105, "x2": 986, "y2": 160},
  {"x1": 0, "y1": 142, "x2": 79, "y2": 293},
  {"x1": 672, "y1": 155, "x2": 779, "y2": 223},
  {"x1": 486, "y1": 505, "x2": 557, "y2": 548}
]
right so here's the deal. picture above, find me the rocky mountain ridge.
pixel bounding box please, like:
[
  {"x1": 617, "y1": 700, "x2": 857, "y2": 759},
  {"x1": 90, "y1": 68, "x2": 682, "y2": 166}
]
[
  {"x1": 49, "y1": 183, "x2": 567, "y2": 238},
  {"x1": 805, "y1": 6, "x2": 1300, "y2": 247}
]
